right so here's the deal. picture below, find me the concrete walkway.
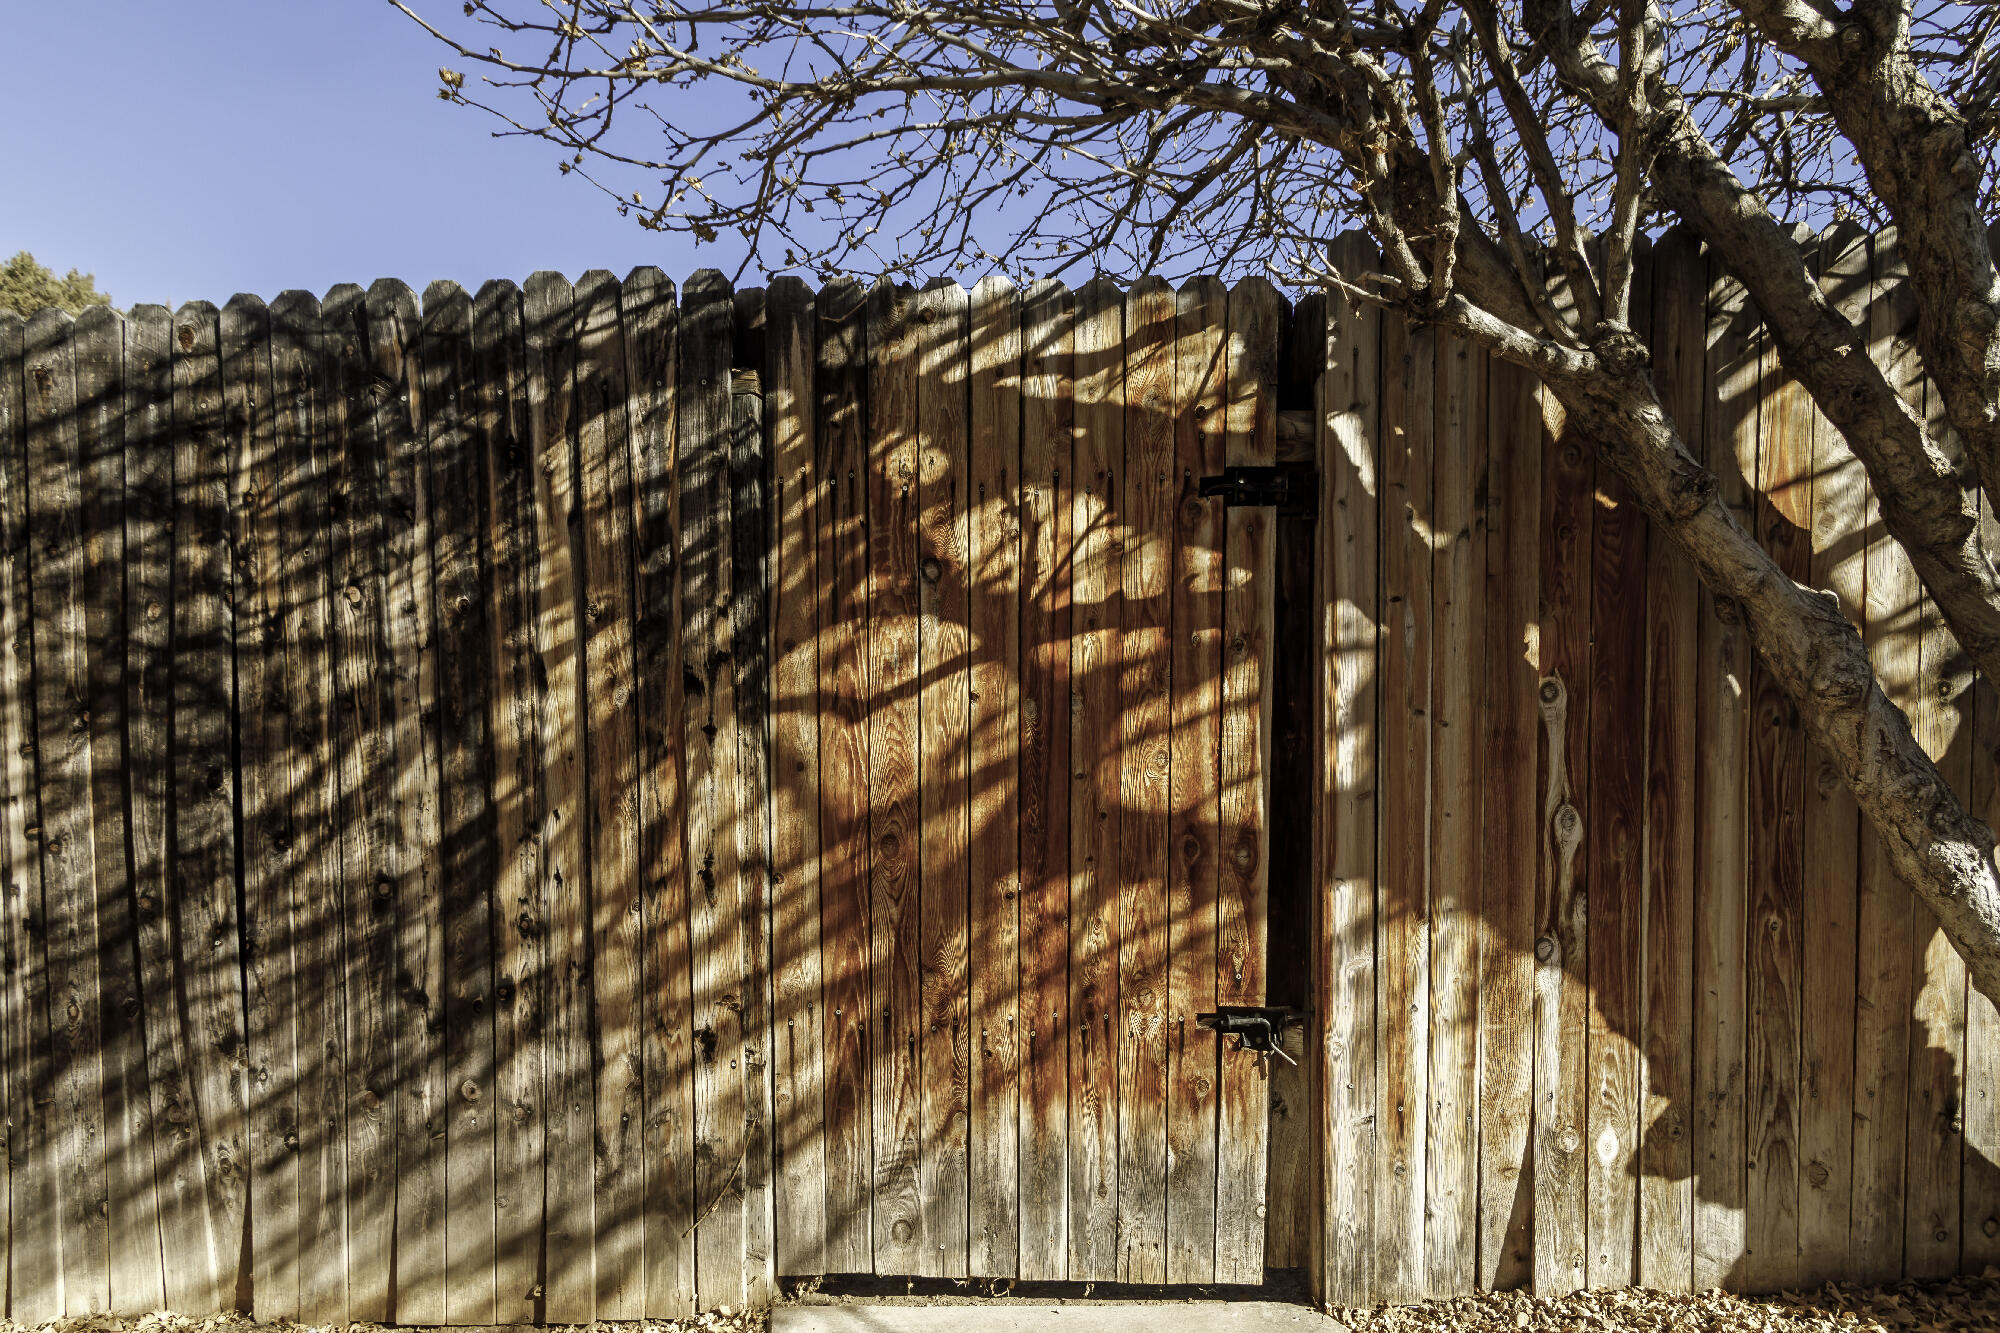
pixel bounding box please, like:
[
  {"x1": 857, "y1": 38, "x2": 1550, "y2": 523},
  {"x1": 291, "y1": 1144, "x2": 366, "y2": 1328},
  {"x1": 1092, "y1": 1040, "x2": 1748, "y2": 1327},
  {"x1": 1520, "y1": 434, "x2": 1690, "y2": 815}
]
[{"x1": 774, "y1": 1302, "x2": 1349, "y2": 1332}]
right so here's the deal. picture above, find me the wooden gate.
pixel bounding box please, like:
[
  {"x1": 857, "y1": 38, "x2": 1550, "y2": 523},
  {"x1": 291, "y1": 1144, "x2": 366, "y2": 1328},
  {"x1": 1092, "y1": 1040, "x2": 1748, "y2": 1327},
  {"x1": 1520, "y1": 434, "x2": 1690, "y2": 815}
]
[{"x1": 764, "y1": 274, "x2": 1289, "y2": 1285}]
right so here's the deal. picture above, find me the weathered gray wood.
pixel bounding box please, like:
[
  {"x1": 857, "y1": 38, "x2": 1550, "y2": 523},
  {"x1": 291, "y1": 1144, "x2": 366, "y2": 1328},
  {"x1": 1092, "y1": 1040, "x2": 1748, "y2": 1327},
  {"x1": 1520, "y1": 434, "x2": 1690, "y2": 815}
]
[
  {"x1": 522, "y1": 270, "x2": 590, "y2": 1325},
  {"x1": 123, "y1": 304, "x2": 214, "y2": 1316},
  {"x1": 367, "y1": 278, "x2": 447, "y2": 1325},
  {"x1": 228, "y1": 291, "x2": 302, "y2": 1324},
  {"x1": 470, "y1": 278, "x2": 544, "y2": 1326},
  {"x1": 24, "y1": 307, "x2": 112, "y2": 1317},
  {"x1": 728, "y1": 289, "x2": 778, "y2": 1307},
  {"x1": 623, "y1": 266, "x2": 697, "y2": 1316},
  {"x1": 323, "y1": 282, "x2": 400, "y2": 1324},
  {"x1": 168, "y1": 301, "x2": 249, "y2": 1314},
  {"x1": 421, "y1": 281, "x2": 500, "y2": 1326},
  {"x1": 575, "y1": 268, "x2": 647, "y2": 1318},
  {"x1": 271, "y1": 289, "x2": 348, "y2": 1325}
]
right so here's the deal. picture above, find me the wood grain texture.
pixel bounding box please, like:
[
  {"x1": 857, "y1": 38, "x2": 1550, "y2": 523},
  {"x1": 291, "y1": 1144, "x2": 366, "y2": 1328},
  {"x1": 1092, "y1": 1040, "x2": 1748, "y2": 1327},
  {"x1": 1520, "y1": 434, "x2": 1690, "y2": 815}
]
[
  {"x1": 421, "y1": 283, "x2": 500, "y2": 1327},
  {"x1": 469, "y1": 278, "x2": 544, "y2": 1326},
  {"x1": 123, "y1": 306, "x2": 203, "y2": 1316},
  {"x1": 1116, "y1": 278, "x2": 1175, "y2": 1286},
  {"x1": 865, "y1": 279, "x2": 925, "y2": 1278},
  {"x1": 230, "y1": 292, "x2": 301, "y2": 1324},
  {"x1": 1743, "y1": 285, "x2": 1812, "y2": 1292},
  {"x1": 622, "y1": 266, "x2": 697, "y2": 1317},
  {"x1": 522, "y1": 271, "x2": 590, "y2": 1323},
  {"x1": 1017, "y1": 281, "x2": 1074, "y2": 1281},
  {"x1": 1374, "y1": 309, "x2": 1433, "y2": 1303},
  {"x1": 966, "y1": 276, "x2": 1023, "y2": 1278},
  {"x1": 765, "y1": 277, "x2": 828, "y2": 1278},
  {"x1": 726, "y1": 294, "x2": 778, "y2": 1310},
  {"x1": 1318, "y1": 238, "x2": 1380, "y2": 1307},
  {"x1": 915, "y1": 280, "x2": 972, "y2": 1280},
  {"x1": 24, "y1": 307, "x2": 112, "y2": 1317},
  {"x1": 1165, "y1": 277, "x2": 1225, "y2": 1288},
  {"x1": 1067, "y1": 276, "x2": 1123, "y2": 1284},
  {"x1": 1425, "y1": 330, "x2": 1484, "y2": 1295},
  {"x1": 1796, "y1": 227, "x2": 1867, "y2": 1288},
  {"x1": 71, "y1": 305, "x2": 160, "y2": 1317},
  {"x1": 812, "y1": 279, "x2": 875, "y2": 1278},
  {"x1": 1532, "y1": 348, "x2": 1593, "y2": 1297},
  {"x1": 1847, "y1": 233, "x2": 1917, "y2": 1286},
  {"x1": 1638, "y1": 230, "x2": 1704, "y2": 1293},
  {"x1": 1477, "y1": 347, "x2": 1540, "y2": 1296},
  {"x1": 325, "y1": 283, "x2": 402, "y2": 1325},
  {"x1": 680, "y1": 271, "x2": 750, "y2": 1308},
  {"x1": 575, "y1": 270, "x2": 646, "y2": 1318},
  {"x1": 1693, "y1": 261, "x2": 1756, "y2": 1293},
  {"x1": 365, "y1": 279, "x2": 448, "y2": 1325},
  {"x1": 272, "y1": 290, "x2": 347, "y2": 1326},
  {"x1": 168, "y1": 301, "x2": 248, "y2": 1315},
  {"x1": 1214, "y1": 278, "x2": 1281, "y2": 1286},
  {"x1": 0, "y1": 312, "x2": 60, "y2": 1322}
]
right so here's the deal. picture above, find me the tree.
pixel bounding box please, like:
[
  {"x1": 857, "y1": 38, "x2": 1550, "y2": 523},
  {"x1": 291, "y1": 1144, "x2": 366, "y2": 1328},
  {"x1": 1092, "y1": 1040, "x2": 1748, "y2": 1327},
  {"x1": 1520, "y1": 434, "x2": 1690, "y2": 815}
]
[
  {"x1": 393, "y1": 0, "x2": 2000, "y2": 1007},
  {"x1": 0, "y1": 250, "x2": 111, "y2": 315}
]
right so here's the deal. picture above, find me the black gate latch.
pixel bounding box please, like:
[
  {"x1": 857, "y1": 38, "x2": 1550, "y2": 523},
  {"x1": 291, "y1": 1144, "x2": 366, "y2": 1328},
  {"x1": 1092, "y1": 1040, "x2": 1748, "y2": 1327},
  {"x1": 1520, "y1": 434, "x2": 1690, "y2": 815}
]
[
  {"x1": 1196, "y1": 1005, "x2": 1309, "y2": 1066},
  {"x1": 1197, "y1": 465, "x2": 1319, "y2": 519}
]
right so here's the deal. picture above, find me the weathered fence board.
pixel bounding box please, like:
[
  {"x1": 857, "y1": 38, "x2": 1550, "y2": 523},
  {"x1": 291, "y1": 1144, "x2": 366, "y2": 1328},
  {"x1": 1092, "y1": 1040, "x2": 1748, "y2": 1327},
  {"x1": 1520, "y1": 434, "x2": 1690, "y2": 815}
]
[{"x1": 0, "y1": 234, "x2": 1993, "y2": 1320}]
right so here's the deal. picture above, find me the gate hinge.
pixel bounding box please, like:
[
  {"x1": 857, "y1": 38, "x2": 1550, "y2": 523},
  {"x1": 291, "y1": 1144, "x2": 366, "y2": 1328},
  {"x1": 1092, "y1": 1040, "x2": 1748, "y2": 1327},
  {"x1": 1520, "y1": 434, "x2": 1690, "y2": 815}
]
[
  {"x1": 1195, "y1": 1005, "x2": 1310, "y2": 1065},
  {"x1": 1197, "y1": 464, "x2": 1319, "y2": 519}
]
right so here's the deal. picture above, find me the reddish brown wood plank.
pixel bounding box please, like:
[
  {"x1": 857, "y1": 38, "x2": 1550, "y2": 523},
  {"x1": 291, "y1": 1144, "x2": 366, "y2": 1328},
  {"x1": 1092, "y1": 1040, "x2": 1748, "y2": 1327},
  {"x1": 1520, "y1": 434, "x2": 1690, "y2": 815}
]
[
  {"x1": 915, "y1": 280, "x2": 972, "y2": 1280},
  {"x1": 1638, "y1": 229, "x2": 1704, "y2": 1293},
  {"x1": 1017, "y1": 280, "x2": 1075, "y2": 1281},
  {"x1": 1068, "y1": 276, "x2": 1123, "y2": 1284},
  {"x1": 966, "y1": 276, "x2": 1023, "y2": 1278},
  {"x1": 812, "y1": 278, "x2": 875, "y2": 1277},
  {"x1": 575, "y1": 269, "x2": 647, "y2": 1316},
  {"x1": 1476, "y1": 344, "x2": 1539, "y2": 1296},
  {"x1": 1318, "y1": 234, "x2": 1381, "y2": 1306},
  {"x1": 622, "y1": 265, "x2": 697, "y2": 1316},
  {"x1": 1215, "y1": 277, "x2": 1281, "y2": 1285},
  {"x1": 680, "y1": 270, "x2": 751, "y2": 1307},
  {"x1": 1374, "y1": 308, "x2": 1433, "y2": 1302},
  {"x1": 364, "y1": 280, "x2": 447, "y2": 1324},
  {"x1": 1165, "y1": 277, "x2": 1224, "y2": 1287},
  {"x1": 1693, "y1": 258, "x2": 1756, "y2": 1292},
  {"x1": 765, "y1": 276, "x2": 829, "y2": 1277},
  {"x1": 1116, "y1": 277, "x2": 1175, "y2": 1285}
]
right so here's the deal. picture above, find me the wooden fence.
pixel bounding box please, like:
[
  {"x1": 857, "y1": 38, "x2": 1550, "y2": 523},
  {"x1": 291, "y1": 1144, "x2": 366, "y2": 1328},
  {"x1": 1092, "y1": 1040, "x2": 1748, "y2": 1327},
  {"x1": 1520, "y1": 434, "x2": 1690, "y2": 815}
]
[{"x1": 0, "y1": 226, "x2": 1994, "y2": 1322}]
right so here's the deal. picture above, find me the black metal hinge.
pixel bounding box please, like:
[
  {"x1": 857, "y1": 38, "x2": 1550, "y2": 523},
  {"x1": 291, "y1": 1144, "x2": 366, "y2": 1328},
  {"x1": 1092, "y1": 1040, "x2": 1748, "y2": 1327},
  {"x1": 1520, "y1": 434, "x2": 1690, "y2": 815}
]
[{"x1": 1197, "y1": 463, "x2": 1319, "y2": 519}]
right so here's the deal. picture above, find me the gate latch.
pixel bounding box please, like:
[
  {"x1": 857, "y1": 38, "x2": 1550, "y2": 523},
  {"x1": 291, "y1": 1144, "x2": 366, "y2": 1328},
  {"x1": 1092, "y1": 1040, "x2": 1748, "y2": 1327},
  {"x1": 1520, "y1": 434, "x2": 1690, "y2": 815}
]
[
  {"x1": 1197, "y1": 465, "x2": 1319, "y2": 519},
  {"x1": 1195, "y1": 1005, "x2": 1309, "y2": 1066}
]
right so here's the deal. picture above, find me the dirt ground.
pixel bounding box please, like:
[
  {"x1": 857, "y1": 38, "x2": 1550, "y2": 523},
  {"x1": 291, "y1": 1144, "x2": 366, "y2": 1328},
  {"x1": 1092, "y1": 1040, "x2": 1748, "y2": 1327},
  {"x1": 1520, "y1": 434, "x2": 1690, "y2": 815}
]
[{"x1": 7, "y1": 1271, "x2": 1996, "y2": 1333}]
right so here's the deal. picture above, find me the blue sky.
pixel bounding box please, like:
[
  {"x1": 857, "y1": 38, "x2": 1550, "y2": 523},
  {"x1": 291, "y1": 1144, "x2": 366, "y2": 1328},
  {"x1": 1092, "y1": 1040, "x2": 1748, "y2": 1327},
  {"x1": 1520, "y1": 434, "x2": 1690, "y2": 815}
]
[{"x1": 0, "y1": 2, "x2": 722, "y2": 308}]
